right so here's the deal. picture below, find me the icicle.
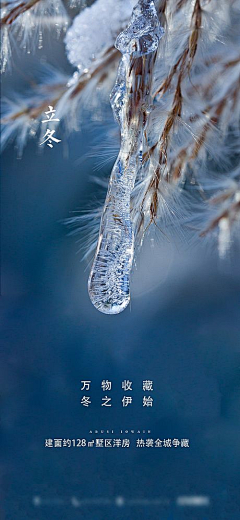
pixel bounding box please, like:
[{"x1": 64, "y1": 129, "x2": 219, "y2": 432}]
[
  {"x1": 1, "y1": 26, "x2": 11, "y2": 73},
  {"x1": 88, "y1": 0, "x2": 164, "y2": 314}
]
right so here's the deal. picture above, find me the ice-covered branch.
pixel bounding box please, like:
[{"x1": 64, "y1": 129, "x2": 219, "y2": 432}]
[{"x1": 88, "y1": 0, "x2": 164, "y2": 314}]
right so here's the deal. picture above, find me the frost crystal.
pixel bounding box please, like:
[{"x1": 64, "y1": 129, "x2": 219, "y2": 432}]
[{"x1": 88, "y1": 0, "x2": 164, "y2": 314}]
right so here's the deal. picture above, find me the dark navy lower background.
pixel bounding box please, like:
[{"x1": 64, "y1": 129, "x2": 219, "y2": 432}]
[{"x1": 1, "y1": 115, "x2": 240, "y2": 519}]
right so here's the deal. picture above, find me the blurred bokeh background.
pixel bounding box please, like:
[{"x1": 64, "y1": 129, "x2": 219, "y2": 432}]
[{"x1": 1, "y1": 17, "x2": 240, "y2": 520}]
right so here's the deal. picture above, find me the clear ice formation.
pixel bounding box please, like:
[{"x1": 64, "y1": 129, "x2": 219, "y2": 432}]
[{"x1": 88, "y1": 0, "x2": 164, "y2": 314}]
